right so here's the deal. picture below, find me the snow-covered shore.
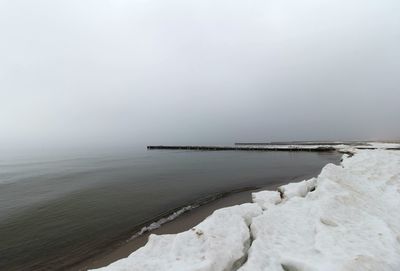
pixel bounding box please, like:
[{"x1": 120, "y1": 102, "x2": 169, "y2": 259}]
[{"x1": 92, "y1": 145, "x2": 400, "y2": 271}]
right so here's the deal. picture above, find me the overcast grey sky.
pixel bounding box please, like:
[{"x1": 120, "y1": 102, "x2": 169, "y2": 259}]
[{"x1": 1, "y1": 0, "x2": 399, "y2": 148}]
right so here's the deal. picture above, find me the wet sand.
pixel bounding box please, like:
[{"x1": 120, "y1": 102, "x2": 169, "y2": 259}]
[{"x1": 74, "y1": 174, "x2": 315, "y2": 271}]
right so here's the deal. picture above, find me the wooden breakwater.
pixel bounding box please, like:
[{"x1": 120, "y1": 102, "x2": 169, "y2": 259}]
[{"x1": 147, "y1": 145, "x2": 337, "y2": 152}]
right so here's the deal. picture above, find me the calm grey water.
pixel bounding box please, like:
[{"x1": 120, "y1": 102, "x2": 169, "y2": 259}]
[{"x1": 0, "y1": 148, "x2": 341, "y2": 270}]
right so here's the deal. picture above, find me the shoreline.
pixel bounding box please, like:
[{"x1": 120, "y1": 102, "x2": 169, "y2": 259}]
[
  {"x1": 74, "y1": 173, "x2": 318, "y2": 271},
  {"x1": 81, "y1": 148, "x2": 400, "y2": 270}
]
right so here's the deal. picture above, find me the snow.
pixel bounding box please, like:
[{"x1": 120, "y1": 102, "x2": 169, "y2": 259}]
[
  {"x1": 240, "y1": 149, "x2": 400, "y2": 271},
  {"x1": 91, "y1": 146, "x2": 400, "y2": 271},
  {"x1": 252, "y1": 190, "x2": 281, "y2": 210},
  {"x1": 92, "y1": 203, "x2": 262, "y2": 271},
  {"x1": 368, "y1": 142, "x2": 400, "y2": 149},
  {"x1": 277, "y1": 177, "x2": 317, "y2": 199}
]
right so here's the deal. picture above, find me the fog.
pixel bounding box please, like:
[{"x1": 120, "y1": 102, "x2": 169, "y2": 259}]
[{"x1": 1, "y1": 0, "x2": 399, "y2": 150}]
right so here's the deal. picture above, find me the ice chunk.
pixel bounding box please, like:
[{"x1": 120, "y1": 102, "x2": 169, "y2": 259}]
[
  {"x1": 91, "y1": 203, "x2": 261, "y2": 271},
  {"x1": 252, "y1": 190, "x2": 281, "y2": 210},
  {"x1": 277, "y1": 178, "x2": 317, "y2": 199}
]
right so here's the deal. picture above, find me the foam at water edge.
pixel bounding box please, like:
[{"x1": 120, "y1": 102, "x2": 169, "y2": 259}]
[{"x1": 128, "y1": 204, "x2": 200, "y2": 240}]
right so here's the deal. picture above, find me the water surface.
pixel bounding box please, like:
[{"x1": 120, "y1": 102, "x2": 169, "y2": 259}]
[{"x1": 0, "y1": 149, "x2": 341, "y2": 270}]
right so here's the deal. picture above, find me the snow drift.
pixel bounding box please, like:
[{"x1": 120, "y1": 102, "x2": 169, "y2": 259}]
[{"x1": 92, "y1": 148, "x2": 400, "y2": 271}]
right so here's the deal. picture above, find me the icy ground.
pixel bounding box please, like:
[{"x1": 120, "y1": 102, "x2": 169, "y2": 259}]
[{"x1": 92, "y1": 146, "x2": 400, "y2": 271}]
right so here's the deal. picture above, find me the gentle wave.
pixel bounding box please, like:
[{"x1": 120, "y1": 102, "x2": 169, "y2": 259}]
[
  {"x1": 126, "y1": 186, "x2": 263, "y2": 241},
  {"x1": 128, "y1": 204, "x2": 200, "y2": 240}
]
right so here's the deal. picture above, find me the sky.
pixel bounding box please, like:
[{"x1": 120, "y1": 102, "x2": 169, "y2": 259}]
[{"x1": 1, "y1": 0, "x2": 400, "y2": 149}]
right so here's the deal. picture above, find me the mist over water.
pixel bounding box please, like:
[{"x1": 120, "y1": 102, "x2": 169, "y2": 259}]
[{"x1": 1, "y1": 0, "x2": 400, "y2": 149}]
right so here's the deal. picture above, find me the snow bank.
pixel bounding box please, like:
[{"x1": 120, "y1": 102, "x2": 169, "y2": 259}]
[
  {"x1": 240, "y1": 150, "x2": 400, "y2": 271},
  {"x1": 277, "y1": 177, "x2": 317, "y2": 199},
  {"x1": 368, "y1": 142, "x2": 400, "y2": 149},
  {"x1": 252, "y1": 190, "x2": 281, "y2": 210},
  {"x1": 92, "y1": 203, "x2": 262, "y2": 271},
  {"x1": 91, "y1": 148, "x2": 400, "y2": 271}
]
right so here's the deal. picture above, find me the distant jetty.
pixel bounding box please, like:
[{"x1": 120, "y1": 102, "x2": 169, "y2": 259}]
[
  {"x1": 146, "y1": 145, "x2": 336, "y2": 152},
  {"x1": 147, "y1": 142, "x2": 400, "y2": 152}
]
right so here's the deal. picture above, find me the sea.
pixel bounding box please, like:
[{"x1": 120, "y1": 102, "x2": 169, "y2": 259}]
[{"x1": 0, "y1": 147, "x2": 341, "y2": 270}]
